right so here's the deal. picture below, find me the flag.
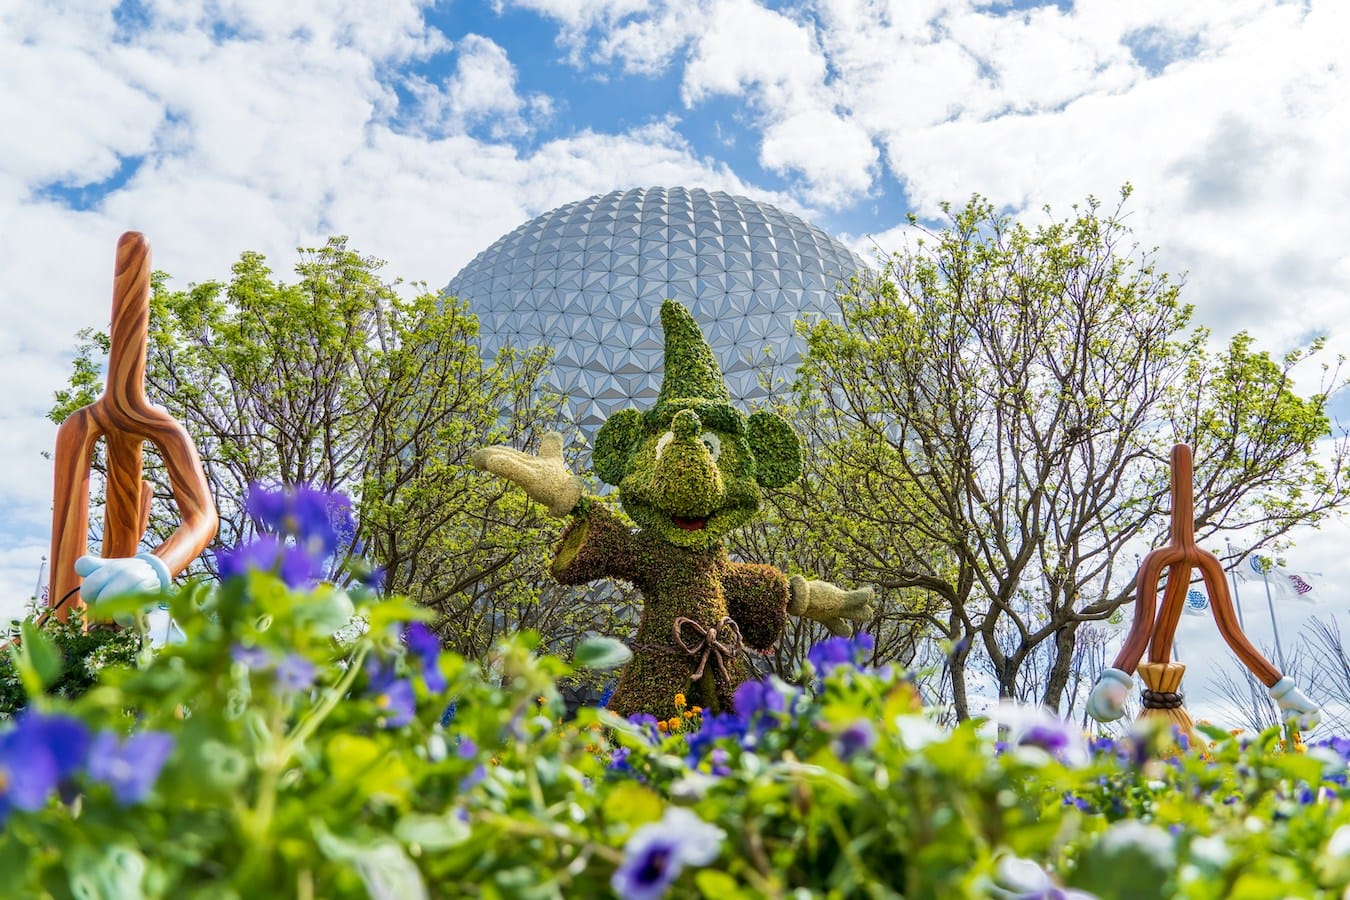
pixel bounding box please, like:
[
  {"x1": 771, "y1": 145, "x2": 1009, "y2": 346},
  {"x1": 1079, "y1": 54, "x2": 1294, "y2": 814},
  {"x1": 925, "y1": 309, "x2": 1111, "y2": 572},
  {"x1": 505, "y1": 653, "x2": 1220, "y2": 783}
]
[
  {"x1": 1183, "y1": 588, "x2": 1209, "y2": 616},
  {"x1": 34, "y1": 556, "x2": 48, "y2": 605},
  {"x1": 1233, "y1": 555, "x2": 1272, "y2": 582},
  {"x1": 1232, "y1": 554, "x2": 1318, "y2": 602},
  {"x1": 1269, "y1": 568, "x2": 1318, "y2": 602}
]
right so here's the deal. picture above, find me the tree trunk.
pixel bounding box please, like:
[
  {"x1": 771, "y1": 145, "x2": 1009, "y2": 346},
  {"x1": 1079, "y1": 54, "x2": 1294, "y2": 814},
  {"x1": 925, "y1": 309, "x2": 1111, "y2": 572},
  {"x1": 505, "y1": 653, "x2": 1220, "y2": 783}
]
[{"x1": 1040, "y1": 623, "x2": 1079, "y2": 712}]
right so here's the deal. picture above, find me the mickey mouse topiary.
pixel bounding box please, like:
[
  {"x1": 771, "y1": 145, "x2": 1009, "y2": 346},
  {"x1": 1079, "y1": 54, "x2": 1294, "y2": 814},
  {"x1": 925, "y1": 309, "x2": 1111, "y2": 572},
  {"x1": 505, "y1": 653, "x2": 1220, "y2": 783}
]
[{"x1": 472, "y1": 300, "x2": 875, "y2": 720}]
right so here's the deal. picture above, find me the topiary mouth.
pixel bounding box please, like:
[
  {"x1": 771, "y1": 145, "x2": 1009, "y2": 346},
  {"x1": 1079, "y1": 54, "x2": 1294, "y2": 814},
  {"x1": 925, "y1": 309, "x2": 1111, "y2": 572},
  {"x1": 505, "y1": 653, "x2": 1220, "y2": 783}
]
[{"x1": 671, "y1": 515, "x2": 708, "y2": 531}]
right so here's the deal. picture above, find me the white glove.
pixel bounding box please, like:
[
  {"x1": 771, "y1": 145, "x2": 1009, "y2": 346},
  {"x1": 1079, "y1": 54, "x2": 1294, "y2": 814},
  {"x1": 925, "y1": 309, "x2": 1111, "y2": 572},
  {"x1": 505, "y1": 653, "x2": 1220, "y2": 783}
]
[
  {"x1": 1268, "y1": 676, "x2": 1321, "y2": 730},
  {"x1": 1085, "y1": 667, "x2": 1133, "y2": 723},
  {"x1": 788, "y1": 575, "x2": 875, "y2": 637},
  {"x1": 470, "y1": 431, "x2": 583, "y2": 518},
  {"x1": 75, "y1": 553, "x2": 172, "y2": 603}
]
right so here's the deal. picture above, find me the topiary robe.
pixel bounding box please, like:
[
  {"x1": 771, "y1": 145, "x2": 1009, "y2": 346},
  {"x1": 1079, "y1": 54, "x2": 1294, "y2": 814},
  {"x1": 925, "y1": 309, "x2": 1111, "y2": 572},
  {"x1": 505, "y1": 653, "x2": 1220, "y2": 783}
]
[{"x1": 551, "y1": 502, "x2": 788, "y2": 720}]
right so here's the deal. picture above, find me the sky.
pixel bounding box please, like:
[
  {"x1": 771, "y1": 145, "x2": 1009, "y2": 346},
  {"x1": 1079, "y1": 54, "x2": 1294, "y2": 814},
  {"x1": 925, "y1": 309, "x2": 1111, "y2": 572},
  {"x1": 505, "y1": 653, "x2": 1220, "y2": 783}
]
[{"x1": 2, "y1": 0, "x2": 1348, "y2": 724}]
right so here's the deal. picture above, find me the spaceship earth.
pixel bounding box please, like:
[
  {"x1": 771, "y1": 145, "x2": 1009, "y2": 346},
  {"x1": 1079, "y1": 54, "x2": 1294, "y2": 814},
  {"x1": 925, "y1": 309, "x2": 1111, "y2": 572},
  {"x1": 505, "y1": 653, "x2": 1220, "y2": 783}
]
[{"x1": 445, "y1": 186, "x2": 867, "y2": 437}]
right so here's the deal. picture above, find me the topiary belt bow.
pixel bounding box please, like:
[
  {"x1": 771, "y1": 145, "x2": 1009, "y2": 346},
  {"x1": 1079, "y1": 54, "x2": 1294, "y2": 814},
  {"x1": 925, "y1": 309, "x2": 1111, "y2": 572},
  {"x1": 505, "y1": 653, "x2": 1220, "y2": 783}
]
[{"x1": 671, "y1": 616, "x2": 743, "y2": 682}]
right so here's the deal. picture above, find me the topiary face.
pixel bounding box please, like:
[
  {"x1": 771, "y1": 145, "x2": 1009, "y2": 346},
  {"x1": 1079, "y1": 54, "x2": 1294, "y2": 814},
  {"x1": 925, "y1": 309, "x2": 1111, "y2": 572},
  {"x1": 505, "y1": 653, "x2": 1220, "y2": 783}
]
[
  {"x1": 590, "y1": 300, "x2": 805, "y2": 549},
  {"x1": 617, "y1": 407, "x2": 762, "y2": 549}
]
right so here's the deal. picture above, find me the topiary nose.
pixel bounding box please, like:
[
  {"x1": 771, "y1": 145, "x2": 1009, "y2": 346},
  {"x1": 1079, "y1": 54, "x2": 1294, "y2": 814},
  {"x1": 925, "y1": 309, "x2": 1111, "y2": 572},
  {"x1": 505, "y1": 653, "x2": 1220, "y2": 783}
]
[
  {"x1": 651, "y1": 409, "x2": 723, "y2": 517},
  {"x1": 671, "y1": 409, "x2": 700, "y2": 440}
]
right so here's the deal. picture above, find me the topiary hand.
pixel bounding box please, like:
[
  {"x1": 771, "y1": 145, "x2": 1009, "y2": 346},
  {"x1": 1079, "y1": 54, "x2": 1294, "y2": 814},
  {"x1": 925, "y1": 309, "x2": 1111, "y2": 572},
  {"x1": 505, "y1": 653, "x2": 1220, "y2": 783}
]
[
  {"x1": 788, "y1": 576, "x2": 875, "y2": 637},
  {"x1": 470, "y1": 432, "x2": 584, "y2": 518}
]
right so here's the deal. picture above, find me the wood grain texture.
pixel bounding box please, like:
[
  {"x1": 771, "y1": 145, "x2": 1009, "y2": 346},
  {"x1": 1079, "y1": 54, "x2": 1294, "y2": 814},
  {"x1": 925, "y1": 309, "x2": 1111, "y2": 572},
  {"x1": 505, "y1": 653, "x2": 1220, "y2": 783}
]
[
  {"x1": 1110, "y1": 444, "x2": 1281, "y2": 687},
  {"x1": 48, "y1": 232, "x2": 218, "y2": 618}
]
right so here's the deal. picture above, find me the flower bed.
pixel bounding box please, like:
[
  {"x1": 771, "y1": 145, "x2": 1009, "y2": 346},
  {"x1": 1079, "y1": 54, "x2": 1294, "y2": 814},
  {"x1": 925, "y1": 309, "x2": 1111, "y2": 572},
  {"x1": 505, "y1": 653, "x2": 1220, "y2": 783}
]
[{"x1": 2, "y1": 493, "x2": 1346, "y2": 898}]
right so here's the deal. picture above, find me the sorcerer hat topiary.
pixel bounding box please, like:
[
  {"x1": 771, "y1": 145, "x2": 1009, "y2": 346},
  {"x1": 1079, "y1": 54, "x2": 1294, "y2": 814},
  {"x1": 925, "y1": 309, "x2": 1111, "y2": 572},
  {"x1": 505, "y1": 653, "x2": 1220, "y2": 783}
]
[{"x1": 657, "y1": 300, "x2": 731, "y2": 406}]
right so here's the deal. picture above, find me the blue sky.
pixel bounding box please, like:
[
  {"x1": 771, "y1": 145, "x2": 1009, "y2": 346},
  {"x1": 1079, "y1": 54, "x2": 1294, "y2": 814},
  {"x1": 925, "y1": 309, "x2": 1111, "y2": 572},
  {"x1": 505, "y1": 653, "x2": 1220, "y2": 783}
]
[{"x1": 2, "y1": 0, "x2": 1349, "y2": 721}]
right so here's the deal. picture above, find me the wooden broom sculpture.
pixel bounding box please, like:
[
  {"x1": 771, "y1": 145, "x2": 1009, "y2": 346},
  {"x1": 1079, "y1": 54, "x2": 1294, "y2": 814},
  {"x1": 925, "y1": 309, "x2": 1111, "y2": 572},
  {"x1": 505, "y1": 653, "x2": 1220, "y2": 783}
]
[
  {"x1": 46, "y1": 232, "x2": 217, "y2": 619},
  {"x1": 1086, "y1": 444, "x2": 1319, "y2": 743}
]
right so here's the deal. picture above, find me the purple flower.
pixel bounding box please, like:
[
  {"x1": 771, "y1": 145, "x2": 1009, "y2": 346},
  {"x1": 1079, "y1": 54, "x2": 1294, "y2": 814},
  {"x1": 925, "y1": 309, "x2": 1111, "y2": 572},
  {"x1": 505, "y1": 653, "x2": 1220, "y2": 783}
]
[
  {"x1": 832, "y1": 719, "x2": 876, "y2": 760},
  {"x1": 807, "y1": 632, "x2": 875, "y2": 674},
  {"x1": 458, "y1": 763, "x2": 487, "y2": 791},
  {"x1": 611, "y1": 807, "x2": 724, "y2": 900},
  {"x1": 732, "y1": 677, "x2": 789, "y2": 722},
  {"x1": 686, "y1": 712, "x2": 747, "y2": 760},
  {"x1": 627, "y1": 714, "x2": 661, "y2": 743},
  {"x1": 231, "y1": 643, "x2": 273, "y2": 670},
  {"x1": 366, "y1": 659, "x2": 416, "y2": 729},
  {"x1": 0, "y1": 717, "x2": 66, "y2": 824},
  {"x1": 274, "y1": 653, "x2": 317, "y2": 693},
  {"x1": 87, "y1": 730, "x2": 174, "y2": 805},
  {"x1": 610, "y1": 746, "x2": 632, "y2": 772},
  {"x1": 404, "y1": 622, "x2": 446, "y2": 693},
  {"x1": 217, "y1": 535, "x2": 325, "y2": 588},
  {"x1": 19, "y1": 710, "x2": 91, "y2": 780},
  {"x1": 246, "y1": 483, "x2": 354, "y2": 557}
]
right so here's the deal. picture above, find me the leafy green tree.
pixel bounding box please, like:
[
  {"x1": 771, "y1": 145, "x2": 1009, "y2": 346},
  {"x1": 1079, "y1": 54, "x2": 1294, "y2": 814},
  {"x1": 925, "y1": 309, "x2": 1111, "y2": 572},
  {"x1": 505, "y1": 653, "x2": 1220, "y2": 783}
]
[
  {"x1": 51, "y1": 238, "x2": 607, "y2": 658},
  {"x1": 789, "y1": 189, "x2": 1350, "y2": 717}
]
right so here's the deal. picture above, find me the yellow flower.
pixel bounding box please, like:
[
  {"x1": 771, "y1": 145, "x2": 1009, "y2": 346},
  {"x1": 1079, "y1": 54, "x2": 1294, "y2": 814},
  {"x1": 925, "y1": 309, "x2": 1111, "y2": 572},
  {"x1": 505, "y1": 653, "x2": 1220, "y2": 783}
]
[
  {"x1": 657, "y1": 720, "x2": 669, "y2": 733},
  {"x1": 690, "y1": 705, "x2": 703, "y2": 715},
  {"x1": 674, "y1": 693, "x2": 687, "y2": 710}
]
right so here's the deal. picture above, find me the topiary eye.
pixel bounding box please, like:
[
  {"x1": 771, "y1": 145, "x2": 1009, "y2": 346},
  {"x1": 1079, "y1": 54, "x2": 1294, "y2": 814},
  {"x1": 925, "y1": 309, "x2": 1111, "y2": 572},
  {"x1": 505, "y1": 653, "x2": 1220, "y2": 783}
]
[
  {"x1": 700, "y1": 432, "x2": 721, "y2": 460},
  {"x1": 654, "y1": 431, "x2": 675, "y2": 459}
]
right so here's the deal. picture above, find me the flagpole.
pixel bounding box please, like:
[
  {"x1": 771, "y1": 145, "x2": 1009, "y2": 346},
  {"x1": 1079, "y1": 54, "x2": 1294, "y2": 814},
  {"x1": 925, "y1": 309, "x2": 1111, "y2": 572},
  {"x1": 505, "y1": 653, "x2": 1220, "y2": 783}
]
[
  {"x1": 1226, "y1": 539, "x2": 1265, "y2": 719},
  {"x1": 1260, "y1": 565, "x2": 1289, "y2": 672}
]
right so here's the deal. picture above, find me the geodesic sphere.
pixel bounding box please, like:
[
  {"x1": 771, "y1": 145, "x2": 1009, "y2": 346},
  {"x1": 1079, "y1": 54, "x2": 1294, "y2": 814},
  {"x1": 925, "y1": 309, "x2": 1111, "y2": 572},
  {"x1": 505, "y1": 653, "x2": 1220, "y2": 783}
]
[{"x1": 445, "y1": 186, "x2": 866, "y2": 439}]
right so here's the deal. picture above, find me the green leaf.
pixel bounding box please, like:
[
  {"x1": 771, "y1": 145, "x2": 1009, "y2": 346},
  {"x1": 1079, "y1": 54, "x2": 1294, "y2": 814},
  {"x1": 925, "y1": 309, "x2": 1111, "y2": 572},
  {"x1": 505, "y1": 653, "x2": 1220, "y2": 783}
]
[
  {"x1": 67, "y1": 843, "x2": 149, "y2": 900},
  {"x1": 314, "y1": 822, "x2": 428, "y2": 900},
  {"x1": 694, "y1": 870, "x2": 744, "y2": 897},
  {"x1": 394, "y1": 813, "x2": 471, "y2": 851},
  {"x1": 289, "y1": 585, "x2": 356, "y2": 636},
  {"x1": 326, "y1": 734, "x2": 411, "y2": 802},
  {"x1": 573, "y1": 635, "x2": 632, "y2": 670},
  {"x1": 602, "y1": 782, "x2": 663, "y2": 829},
  {"x1": 19, "y1": 618, "x2": 63, "y2": 690},
  {"x1": 1070, "y1": 821, "x2": 1175, "y2": 900},
  {"x1": 1194, "y1": 722, "x2": 1232, "y2": 743}
]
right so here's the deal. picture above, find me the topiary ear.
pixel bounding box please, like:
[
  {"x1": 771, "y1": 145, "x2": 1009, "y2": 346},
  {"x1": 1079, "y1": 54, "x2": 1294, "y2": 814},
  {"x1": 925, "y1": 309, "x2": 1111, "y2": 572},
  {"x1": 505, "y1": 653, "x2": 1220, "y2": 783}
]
[
  {"x1": 593, "y1": 408, "x2": 643, "y2": 485},
  {"x1": 747, "y1": 410, "x2": 802, "y2": 489}
]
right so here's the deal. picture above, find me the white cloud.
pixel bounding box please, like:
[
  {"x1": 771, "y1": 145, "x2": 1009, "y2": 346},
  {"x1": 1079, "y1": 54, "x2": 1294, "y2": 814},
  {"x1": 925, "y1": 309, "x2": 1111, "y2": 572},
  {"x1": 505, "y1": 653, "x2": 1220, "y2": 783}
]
[
  {"x1": 760, "y1": 107, "x2": 876, "y2": 200},
  {"x1": 497, "y1": 0, "x2": 655, "y2": 64},
  {"x1": 411, "y1": 34, "x2": 553, "y2": 139}
]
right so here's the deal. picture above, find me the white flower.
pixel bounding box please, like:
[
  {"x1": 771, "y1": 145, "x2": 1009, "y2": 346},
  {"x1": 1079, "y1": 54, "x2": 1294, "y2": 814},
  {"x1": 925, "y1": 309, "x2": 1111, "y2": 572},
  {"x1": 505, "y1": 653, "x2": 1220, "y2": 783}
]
[
  {"x1": 993, "y1": 702, "x2": 1089, "y2": 767},
  {"x1": 611, "y1": 807, "x2": 725, "y2": 900},
  {"x1": 1326, "y1": 824, "x2": 1350, "y2": 858}
]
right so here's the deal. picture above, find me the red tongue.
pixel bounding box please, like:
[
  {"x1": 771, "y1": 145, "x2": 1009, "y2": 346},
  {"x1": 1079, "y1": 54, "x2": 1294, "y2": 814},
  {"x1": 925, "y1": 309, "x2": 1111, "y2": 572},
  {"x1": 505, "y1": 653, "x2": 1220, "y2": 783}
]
[{"x1": 672, "y1": 516, "x2": 707, "y2": 531}]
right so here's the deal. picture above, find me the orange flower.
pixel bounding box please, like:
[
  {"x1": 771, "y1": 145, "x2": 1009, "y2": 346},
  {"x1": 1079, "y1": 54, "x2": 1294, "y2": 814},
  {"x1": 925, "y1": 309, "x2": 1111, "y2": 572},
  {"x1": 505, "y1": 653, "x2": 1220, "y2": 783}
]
[{"x1": 674, "y1": 693, "x2": 687, "y2": 710}]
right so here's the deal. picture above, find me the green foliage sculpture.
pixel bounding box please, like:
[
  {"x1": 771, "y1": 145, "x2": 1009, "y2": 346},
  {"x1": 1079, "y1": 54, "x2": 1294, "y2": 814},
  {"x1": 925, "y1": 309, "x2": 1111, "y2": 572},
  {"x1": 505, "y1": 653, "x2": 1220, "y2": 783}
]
[{"x1": 473, "y1": 300, "x2": 875, "y2": 719}]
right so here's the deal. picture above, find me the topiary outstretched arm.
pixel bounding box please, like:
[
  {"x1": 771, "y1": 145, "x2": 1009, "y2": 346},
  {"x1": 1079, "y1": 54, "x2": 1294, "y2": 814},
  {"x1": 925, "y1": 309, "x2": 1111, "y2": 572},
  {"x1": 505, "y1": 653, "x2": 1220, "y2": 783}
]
[
  {"x1": 470, "y1": 431, "x2": 583, "y2": 518},
  {"x1": 788, "y1": 576, "x2": 876, "y2": 637}
]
